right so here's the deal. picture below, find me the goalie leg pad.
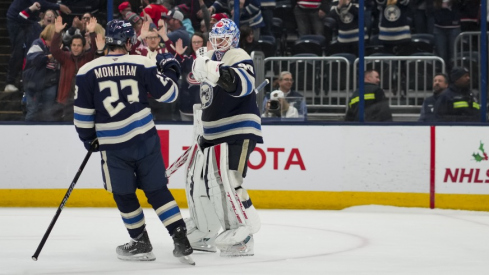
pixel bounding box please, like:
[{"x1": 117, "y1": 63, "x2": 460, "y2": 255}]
[
  {"x1": 236, "y1": 187, "x2": 261, "y2": 234},
  {"x1": 202, "y1": 143, "x2": 260, "y2": 256},
  {"x1": 204, "y1": 143, "x2": 247, "y2": 231},
  {"x1": 185, "y1": 143, "x2": 221, "y2": 250}
]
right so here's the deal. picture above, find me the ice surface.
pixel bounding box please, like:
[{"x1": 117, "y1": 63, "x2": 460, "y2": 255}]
[{"x1": 1, "y1": 206, "x2": 489, "y2": 275}]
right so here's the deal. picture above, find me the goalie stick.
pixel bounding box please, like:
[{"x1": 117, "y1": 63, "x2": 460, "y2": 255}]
[{"x1": 164, "y1": 78, "x2": 270, "y2": 178}]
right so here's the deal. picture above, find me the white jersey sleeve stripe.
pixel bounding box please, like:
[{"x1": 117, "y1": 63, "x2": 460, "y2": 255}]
[
  {"x1": 202, "y1": 113, "x2": 262, "y2": 141},
  {"x1": 74, "y1": 120, "x2": 95, "y2": 129},
  {"x1": 234, "y1": 68, "x2": 255, "y2": 97},
  {"x1": 74, "y1": 106, "x2": 96, "y2": 129},
  {"x1": 154, "y1": 79, "x2": 179, "y2": 103},
  {"x1": 96, "y1": 108, "x2": 151, "y2": 131},
  {"x1": 74, "y1": 106, "x2": 96, "y2": 115},
  {"x1": 97, "y1": 119, "x2": 155, "y2": 145}
]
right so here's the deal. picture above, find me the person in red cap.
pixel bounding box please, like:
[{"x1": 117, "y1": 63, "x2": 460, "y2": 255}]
[
  {"x1": 210, "y1": 13, "x2": 228, "y2": 26},
  {"x1": 118, "y1": 2, "x2": 132, "y2": 19},
  {"x1": 140, "y1": 0, "x2": 168, "y2": 25},
  {"x1": 200, "y1": 13, "x2": 228, "y2": 34}
]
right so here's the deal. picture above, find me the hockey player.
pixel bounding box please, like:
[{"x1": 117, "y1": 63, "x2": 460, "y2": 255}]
[
  {"x1": 185, "y1": 18, "x2": 262, "y2": 257},
  {"x1": 73, "y1": 19, "x2": 194, "y2": 265}
]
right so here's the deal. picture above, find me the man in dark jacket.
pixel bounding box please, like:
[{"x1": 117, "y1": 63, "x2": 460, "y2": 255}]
[
  {"x1": 345, "y1": 69, "x2": 393, "y2": 122},
  {"x1": 418, "y1": 73, "x2": 448, "y2": 122},
  {"x1": 5, "y1": 0, "x2": 70, "y2": 92},
  {"x1": 51, "y1": 15, "x2": 100, "y2": 121},
  {"x1": 434, "y1": 67, "x2": 480, "y2": 122}
]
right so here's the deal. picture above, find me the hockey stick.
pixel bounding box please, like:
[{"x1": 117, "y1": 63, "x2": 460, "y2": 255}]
[
  {"x1": 32, "y1": 141, "x2": 97, "y2": 261},
  {"x1": 165, "y1": 146, "x2": 192, "y2": 178},
  {"x1": 164, "y1": 79, "x2": 270, "y2": 179},
  {"x1": 254, "y1": 78, "x2": 270, "y2": 94}
]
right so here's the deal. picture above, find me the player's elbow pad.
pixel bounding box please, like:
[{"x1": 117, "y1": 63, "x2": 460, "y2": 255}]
[{"x1": 217, "y1": 67, "x2": 237, "y2": 93}]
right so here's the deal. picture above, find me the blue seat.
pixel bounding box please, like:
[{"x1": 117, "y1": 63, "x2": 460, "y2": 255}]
[
  {"x1": 256, "y1": 35, "x2": 277, "y2": 57},
  {"x1": 406, "y1": 52, "x2": 440, "y2": 91},
  {"x1": 289, "y1": 54, "x2": 318, "y2": 92},
  {"x1": 323, "y1": 53, "x2": 356, "y2": 92},
  {"x1": 323, "y1": 17, "x2": 336, "y2": 46},
  {"x1": 271, "y1": 17, "x2": 286, "y2": 55},
  {"x1": 397, "y1": 34, "x2": 435, "y2": 55},
  {"x1": 273, "y1": 1, "x2": 297, "y2": 38},
  {"x1": 292, "y1": 35, "x2": 325, "y2": 56}
]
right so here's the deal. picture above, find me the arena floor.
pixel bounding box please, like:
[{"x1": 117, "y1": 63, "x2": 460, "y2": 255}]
[{"x1": 2, "y1": 206, "x2": 488, "y2": 274}]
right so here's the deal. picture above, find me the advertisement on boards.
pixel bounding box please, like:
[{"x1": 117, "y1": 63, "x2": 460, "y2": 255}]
[
  {"x1": 436, "y1": 127, "x2": 489, "y2": 194},
  {"x1": 0, "y1": 125, "x2": 429, "y2": 193}
]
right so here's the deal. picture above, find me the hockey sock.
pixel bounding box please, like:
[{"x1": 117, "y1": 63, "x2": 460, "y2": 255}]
[
  {"x1": 144, "y1": 188, "x2": 185, "y2": 235},
  {"x1": 113, "y1": 193, "x2": 146, "y2": 239}
]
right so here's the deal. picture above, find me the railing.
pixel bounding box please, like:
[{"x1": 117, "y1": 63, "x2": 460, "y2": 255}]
[
  {"x1": 262, "y1": 56, "x2": 351, "y2": 117},
  {"x1": 453, "y1": 31, "x2": 489, "y2": 93},
  {"x1": 255, "y1": 54, "x2": 446, "y2": 119},
  {"x1": 353, "y1": 56, "x2": 445, "y2": 111}
]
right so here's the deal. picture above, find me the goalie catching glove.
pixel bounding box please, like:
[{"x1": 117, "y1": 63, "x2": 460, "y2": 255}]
[
  {"x1": 192, "y1": 56, "x2": 221, "y2": 86},
  {"x1": 156, "y1": 53, "x2": 181, "y2": 79}
]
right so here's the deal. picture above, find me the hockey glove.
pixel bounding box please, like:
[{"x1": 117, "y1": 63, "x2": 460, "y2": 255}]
[
  {"x1": 84, "y1": 138, "x2": 99, "y2": 152},
  {"x1": 192, "y1": 56, "x2": 221, "y2": 86},
  {"x1": 156, "y1": 53, "x2": 181, "y2": 79}
]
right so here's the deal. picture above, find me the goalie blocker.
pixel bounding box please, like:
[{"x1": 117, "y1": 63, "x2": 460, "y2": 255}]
[{"x1": 184, "y1": 108, "x2": 261, "y2": 257}]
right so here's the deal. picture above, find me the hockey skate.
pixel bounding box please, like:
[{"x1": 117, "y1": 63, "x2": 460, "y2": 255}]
[
  {"x1": 190, "y1": 237, "x2": 217, "y2": 253},
  {"x1": 218, "y1": 235, "x2": 254, "y2": 257},
  {"x1": 172, "y1": 226, "x2": 195, "y2": 265},
  {"x1": 116, "y1": 230, "x2": 155, "y2": 261}
]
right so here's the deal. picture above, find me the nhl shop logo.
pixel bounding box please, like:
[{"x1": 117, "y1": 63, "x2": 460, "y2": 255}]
[{"x1": 472, "y1": 141, "x2": 488, "y2": 162}]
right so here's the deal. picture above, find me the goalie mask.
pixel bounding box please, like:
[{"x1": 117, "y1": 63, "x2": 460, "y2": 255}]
[
  {"x1": 105, "y1": 19, "x2": 137, "y2": 47},
  {"x1": 209, "y1": 19, "x2": 240, "y2": 60}
]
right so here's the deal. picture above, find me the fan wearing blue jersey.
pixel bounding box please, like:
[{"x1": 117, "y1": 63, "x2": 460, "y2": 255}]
[
  {"x1": 73, "y1": 19, "x2": 194, "y2": 265},
  {"x1": 186, "y1": 18, "x2": 262, "y2": 257}
]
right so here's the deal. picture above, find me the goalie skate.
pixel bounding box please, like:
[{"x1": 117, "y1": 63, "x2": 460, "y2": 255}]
[
  {"x1": 218, "y1": 235, "x2": 254, "y2": 257},
  {"x1": 172, "y1": 226, "x2": 196, "y2": 265},
  {"x1": 191, "y1": 238, "x2": 217, "y2": 253},
  {"x1": 116, "y1": 230, "x2": 155, "y2": 261}
]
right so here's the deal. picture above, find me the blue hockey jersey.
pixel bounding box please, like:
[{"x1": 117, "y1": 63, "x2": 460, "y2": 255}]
[
  {"x1": 74, "y1": 54, "x2": 179, "y2": 151},
  {"x1": 200, "y1": 48, "x2": 263, "y2": 145}
]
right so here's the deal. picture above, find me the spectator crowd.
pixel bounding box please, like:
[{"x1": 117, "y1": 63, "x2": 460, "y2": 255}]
[{"x1": 2, "y1": 0, "x2": 486, "y2": 122}]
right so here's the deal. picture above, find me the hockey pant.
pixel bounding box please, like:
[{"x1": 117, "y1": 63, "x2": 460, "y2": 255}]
[
  {"x1": 185, "y1": 141, "x2": 261, "y2": 247},
  {"x1": 102, "y1": 135, "x2": 185, "y2": 239}
]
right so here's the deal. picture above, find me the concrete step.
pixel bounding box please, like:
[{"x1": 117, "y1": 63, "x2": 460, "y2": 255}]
[
  {"x1": 0, "y1": 91, "x2": 23, "y2": 114},
  {"x1": 0, "y1": 27, "x2": 7, "y2": 37},
  {"x1": 0, "y1": 110, "x2": 24, "y2": 121},
  {"x1": 0, "y1": 54, "x2": 8, "y2": 63},
  {"x1": 0, "y1": 112, "x2": 24, "y2": 121},
  {"x1": 0, "y1": 89, "x2": 23, "y2": 101},
  {"x1": 0, "y1": 36, "x2": 9, "y2": 45},
  {"x1": 0, "y1": 2, "x2": 11, "y2": 9},
  {"x1": 0, "y1": 45, "x2": 9, "y2": 55}
]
